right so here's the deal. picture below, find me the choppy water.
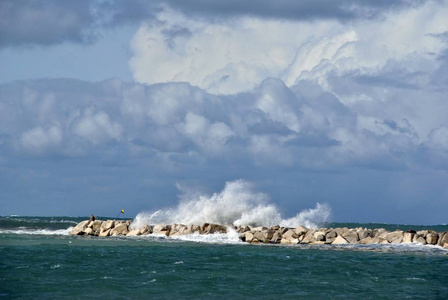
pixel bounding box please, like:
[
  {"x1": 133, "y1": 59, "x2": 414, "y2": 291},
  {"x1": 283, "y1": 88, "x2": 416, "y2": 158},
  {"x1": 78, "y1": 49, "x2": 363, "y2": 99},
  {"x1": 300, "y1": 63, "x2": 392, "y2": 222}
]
[{"x1": 1, "y1": 216, "x2": 448, "y2": 299}]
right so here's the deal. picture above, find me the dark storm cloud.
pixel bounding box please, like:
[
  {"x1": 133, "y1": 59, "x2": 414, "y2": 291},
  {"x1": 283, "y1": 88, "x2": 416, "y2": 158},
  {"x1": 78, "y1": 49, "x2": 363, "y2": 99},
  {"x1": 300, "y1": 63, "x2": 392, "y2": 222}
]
[
  {"x1": 162, "y1": 0, "x2": 426, "y2": 21},
  {"x1": 0, "y1": 0, "x2": 426, "y2": 48},
  {"x1": 0, "y1": 0, "x2": 95, "y2": 47}
]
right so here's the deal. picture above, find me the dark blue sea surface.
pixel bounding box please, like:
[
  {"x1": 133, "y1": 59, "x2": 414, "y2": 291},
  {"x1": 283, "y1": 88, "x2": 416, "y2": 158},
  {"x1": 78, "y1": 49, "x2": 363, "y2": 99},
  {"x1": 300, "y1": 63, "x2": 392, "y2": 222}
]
[{"x1": 1, "y1": 216, "x2": 447, "y2": 299}]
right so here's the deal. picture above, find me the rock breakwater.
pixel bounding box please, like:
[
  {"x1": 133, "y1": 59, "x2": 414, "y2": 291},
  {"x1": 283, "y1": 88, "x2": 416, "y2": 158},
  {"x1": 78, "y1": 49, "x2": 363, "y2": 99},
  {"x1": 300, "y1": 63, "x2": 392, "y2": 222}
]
[{"x1": 71, "y1": 220, "x2": 448, "y2": 248}]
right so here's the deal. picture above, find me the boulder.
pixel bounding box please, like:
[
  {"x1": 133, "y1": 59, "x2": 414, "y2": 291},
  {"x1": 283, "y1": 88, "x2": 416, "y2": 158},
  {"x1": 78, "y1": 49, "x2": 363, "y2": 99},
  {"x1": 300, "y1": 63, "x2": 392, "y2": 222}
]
[
  {"x1": 426, "y1": 233, "x2": 439, "y2": 245},
  {"x1": 342, "y1": 230, "x2": 359, "y2": 244},
  {"x1": 357, "y1": 228, "x2": 372, "y2": 240},
  {"x1": 126, "y1": 229, "x2": 141, "y2": 236},
  {"x1": 332, "y1": 236, "x2": 349, "y2": 245},
  {"x1": 251, "y1": 226, "x2": 268, "y2": 233},
  {"x1": 386, "y1": 231, "x2": 404, "y2": 244},
  {"x1": 371, "y1": 228, "x2": 387, "y2": 238},
  {"x1": 71, "y1": 220, "x2": 90, "y2": 235},
  {"x1": 437, "y1": 232, "x2": 448, "y2": 247},
  {"x1": 140, "y1": 224, "x2": 153, "y2": 235},
  {"x1": 294, "y1": 225, "x2": 308, "y2": 236},
  {"x1": 190, "y1": 225, "x2": 201, "y2": 233},
  {"x1": 403, "y1": 232, "x2": 415, "y2": 243},
  {"x1": 99, "y1": 228, "x2": 111, "y2": 237},
  {"x1": 334, "y1": 227, "x2": 349, "y2": 236},
  {"x1": 243, "y1": 232, "x2": 254, "y2": 243},
  {"x1": 270, "y1": 231, "x2": 281, "y2": 244},
  {"x1": 282, "y1": 229, "x2": 298, "y2": 241},
  {"x1": 301, "y1": 230, "x2": 317, "y2": 244},
  {"x1": 313, "y1": 231, "x2": 326, "y2": 242},
  {"x1": 101, "y1": 220, "x2": 114, "y2": 231},
  {"x1": 206, "y1": 224, "x2": 227, "y2": 234},
  {"x1": 153, "y1": 224, "x2": 171, "y2": 236},
  {"x1": 110, "y1": 222, "x2": 129, "y2": 236},
  {"x1": 253, "y1": 231, "x2": 267, "y2": 243},
  {"x1": 359, "y1": 236, "x2": 379, "y2": 244},
  {"x1": 91, "y1": 220, "x2": 103, "y2": 235},
  {"x1": 84, "y1": 227, "x2": 94, "y2": 235},
  {"x1": 256, "y1": 229, "x2": 275, "y2": 243},
  {"x1": 280, "y1": 238, "x2": 299, "y2": 244},
  {"x1": 443, "y1": 243, "x2": 448, "y2": 250}
]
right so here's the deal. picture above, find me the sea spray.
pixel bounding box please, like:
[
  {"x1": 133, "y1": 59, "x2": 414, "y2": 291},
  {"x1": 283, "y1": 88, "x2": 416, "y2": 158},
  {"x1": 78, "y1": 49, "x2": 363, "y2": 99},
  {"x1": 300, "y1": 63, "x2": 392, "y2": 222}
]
[{"x1": 131, "y1": 180, "x2": 332, "y2": 229}]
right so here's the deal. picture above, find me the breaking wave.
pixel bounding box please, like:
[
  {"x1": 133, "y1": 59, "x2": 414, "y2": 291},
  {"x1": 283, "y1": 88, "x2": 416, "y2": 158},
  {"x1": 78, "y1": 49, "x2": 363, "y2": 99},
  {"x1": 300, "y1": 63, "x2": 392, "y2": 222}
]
[{"x1": 132, "y1": 180, "x2": 331, "y2": 229}]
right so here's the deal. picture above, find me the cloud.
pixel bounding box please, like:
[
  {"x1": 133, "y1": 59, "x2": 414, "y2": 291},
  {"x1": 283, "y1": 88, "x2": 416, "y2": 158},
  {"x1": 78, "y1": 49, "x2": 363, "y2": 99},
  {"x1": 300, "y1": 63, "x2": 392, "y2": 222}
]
[
  {"x1": 0, "y1": 0, "x2": 95, "y2": 47},
  {"x1": 0, "y1": 0, "x2": 426, "y2": 49},
  {"x1": 161, "y1": 0, "x2": 424, "y2": 21}
]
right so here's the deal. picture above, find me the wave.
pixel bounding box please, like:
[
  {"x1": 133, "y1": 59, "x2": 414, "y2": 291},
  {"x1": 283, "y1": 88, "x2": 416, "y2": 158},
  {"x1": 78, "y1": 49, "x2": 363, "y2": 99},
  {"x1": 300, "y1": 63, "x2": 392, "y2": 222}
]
[
  {"x1": 0, "y1": 228, "x2": 72, "y2": 236},
  {"x1": 132, "y1": 180, "x2": 332, "y2": 229}
]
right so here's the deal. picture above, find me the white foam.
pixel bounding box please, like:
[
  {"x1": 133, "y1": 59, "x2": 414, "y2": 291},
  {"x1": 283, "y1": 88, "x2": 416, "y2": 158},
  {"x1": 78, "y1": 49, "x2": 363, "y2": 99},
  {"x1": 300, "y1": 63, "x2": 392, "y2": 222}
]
[
  {"x1": 132, "y1": 180, "x2": 331, "y2": 229},
  {"x1": 0, "y1": 228, "x2": 71, "y2": 236}
]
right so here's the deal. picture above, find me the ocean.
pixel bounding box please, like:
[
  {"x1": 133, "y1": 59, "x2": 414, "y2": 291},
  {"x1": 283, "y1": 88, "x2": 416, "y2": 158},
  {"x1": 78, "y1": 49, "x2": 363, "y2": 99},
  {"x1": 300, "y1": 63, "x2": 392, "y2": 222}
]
[{"x1": 1, "y1": 216, "x2": 447, "y2": 299}]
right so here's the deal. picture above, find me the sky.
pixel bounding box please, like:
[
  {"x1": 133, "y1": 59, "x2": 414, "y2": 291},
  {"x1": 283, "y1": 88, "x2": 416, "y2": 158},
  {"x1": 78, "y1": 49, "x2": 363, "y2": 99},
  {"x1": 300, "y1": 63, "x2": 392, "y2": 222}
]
[{"x1": 1, "y1": 0, "x2": 448, "y2": 224}]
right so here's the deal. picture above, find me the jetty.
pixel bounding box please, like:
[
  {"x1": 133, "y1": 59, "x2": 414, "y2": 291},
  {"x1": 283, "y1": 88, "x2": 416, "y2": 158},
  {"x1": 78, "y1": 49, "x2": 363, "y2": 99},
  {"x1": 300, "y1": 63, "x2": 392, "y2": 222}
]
[{"x1": 70, "y1": 219, "x2": 448, "y2": 248}]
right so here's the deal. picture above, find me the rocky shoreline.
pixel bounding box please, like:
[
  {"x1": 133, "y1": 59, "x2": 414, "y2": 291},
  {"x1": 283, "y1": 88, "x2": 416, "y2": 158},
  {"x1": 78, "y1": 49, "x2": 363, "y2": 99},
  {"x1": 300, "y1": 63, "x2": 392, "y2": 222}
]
[{"x1": 70, "y1": 219, "x2": 448, "y2": 248}]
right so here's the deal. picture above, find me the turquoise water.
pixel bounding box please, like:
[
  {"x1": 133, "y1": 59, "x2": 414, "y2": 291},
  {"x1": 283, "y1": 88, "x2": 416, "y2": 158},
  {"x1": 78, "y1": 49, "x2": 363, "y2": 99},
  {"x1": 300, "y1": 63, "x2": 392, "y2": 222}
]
[{"x1": 1, "y1": 217, "x2": 448, "y2": 299}]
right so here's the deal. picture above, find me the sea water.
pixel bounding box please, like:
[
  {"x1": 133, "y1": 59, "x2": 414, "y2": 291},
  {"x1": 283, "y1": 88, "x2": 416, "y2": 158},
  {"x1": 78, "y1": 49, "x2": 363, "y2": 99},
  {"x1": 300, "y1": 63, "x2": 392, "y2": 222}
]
[{"x1": 1, "y1": 216, "x2": 448, "y2": 299}]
